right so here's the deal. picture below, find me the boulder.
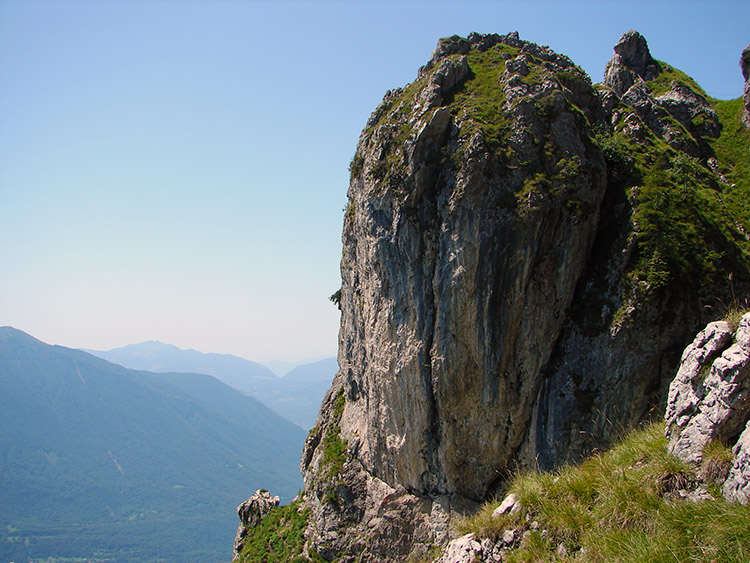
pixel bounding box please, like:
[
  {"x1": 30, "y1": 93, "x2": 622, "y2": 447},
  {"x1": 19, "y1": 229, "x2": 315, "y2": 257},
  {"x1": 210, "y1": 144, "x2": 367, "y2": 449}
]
[{"x1": 435, "y1": 534, "x2": 482, "y2": 563}]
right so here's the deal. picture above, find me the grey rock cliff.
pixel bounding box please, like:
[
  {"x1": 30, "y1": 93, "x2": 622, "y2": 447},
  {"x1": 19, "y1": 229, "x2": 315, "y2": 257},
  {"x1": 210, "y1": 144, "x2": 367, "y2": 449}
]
[{"x1": 298, "y1": 32, "x2": 749, "y2": 562}]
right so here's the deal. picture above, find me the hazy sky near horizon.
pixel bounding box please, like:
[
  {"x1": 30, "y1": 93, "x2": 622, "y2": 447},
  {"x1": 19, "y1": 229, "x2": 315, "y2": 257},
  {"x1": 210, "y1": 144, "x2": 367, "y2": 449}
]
[{"x1": 1, "y1": 0, "x2": 747, "y2": 362}]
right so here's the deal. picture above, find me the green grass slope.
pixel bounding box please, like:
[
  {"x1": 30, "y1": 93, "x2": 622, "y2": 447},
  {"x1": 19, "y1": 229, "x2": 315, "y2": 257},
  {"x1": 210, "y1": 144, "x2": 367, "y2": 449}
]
[{"x1": 457, "y1": 423, "x2": 750, "y2": 563}]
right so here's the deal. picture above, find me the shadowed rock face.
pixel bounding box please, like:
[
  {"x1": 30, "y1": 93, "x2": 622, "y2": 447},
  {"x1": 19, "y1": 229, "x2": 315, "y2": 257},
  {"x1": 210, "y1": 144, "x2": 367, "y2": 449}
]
[{"x1": 297, "y1": 31, "x2": 749, "y2": 562}]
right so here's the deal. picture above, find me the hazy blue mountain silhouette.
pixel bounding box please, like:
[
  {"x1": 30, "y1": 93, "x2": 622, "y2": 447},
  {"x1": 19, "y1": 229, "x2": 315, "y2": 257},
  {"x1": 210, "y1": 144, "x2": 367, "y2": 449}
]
[
  {"x1": 88, "y1": 340, "x2": 278, "y2": 395},
  {"x1": 270, "y1": 357, "x2": 339, "y2": 426},
  {"x1": 0, "y1": 326, "x2": 305, "y2": 563},
  {"x1": 90, "y1": 341, "x2": 337, "y2": 428},
  {"x1": 263, "y1": 356, "x2": 332, "y2": 377}
]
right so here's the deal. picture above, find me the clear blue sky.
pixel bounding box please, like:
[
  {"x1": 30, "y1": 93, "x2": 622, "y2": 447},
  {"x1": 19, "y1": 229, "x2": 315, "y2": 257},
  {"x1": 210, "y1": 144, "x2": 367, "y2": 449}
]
[{"x1": 1, "y1": 0, "x2": 747, "y2": 362}]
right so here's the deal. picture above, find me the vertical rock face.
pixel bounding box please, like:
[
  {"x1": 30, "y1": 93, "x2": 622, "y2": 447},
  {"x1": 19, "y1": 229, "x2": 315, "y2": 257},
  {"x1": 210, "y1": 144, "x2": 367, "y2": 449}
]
[
  {"x1": 299, "y1": 32, "x2": 750, "y2": 562},
  {"x1": 316, "y1": 31, "x2": 607, "y2": 505},
  {"x1": 518, "y1": 30, "x2": 725, "y2": 471}
]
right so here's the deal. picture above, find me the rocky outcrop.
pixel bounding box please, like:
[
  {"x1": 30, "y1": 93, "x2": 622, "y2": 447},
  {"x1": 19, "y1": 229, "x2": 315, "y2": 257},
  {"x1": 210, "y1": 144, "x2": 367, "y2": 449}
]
[
  {"x1": 232, "y1": 489, "x2": 279, "y2": 561},
  {"x1": 722, "y1": 422, "x2": 750, "y2": 504},
  {"x1": 724, "y1": 422, "x2": 750, "y2": 503},
  {"x1": 604, "y1": 30, "x2": 659, "y2": 95},
  {"x1": 298, "y1": 31, "x2": 750, "y2": 562},
  {"x1": 743, "y1": 45, "x2": 750, "y2": 127},
  {"x1": 665, "y1": 313, "x2": 750, "y2": 503},
  {"x1": 338, "y1": 34, "x2": 605, "y2": 504},
  {"x1": 664, "y1": 318, "x2": 742, "y2": 462},
  {"x1": 603, "y1": 31, "x2": 719, "y2": 157}
]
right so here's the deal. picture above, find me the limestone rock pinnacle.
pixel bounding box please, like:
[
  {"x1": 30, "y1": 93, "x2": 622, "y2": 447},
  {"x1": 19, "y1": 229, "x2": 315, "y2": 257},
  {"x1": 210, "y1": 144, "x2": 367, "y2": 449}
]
[{"x1": 604, "y1": 30, "x2": 659, "y2": 95}]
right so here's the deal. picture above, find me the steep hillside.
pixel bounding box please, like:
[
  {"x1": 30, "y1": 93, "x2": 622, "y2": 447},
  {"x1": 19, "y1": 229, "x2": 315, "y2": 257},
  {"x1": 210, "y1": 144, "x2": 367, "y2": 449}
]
[
  {"x1": 0, "y1": 327, "x2": 305, "y2": 563},
  {"x1": 263, "y1": 31, "x2": 750, "y2": 563}
]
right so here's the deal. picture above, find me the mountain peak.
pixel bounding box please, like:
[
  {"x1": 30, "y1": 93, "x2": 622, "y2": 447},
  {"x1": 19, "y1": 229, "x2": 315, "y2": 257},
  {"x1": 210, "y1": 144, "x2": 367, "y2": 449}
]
[
  {"x1": 613, "y1": 30, "x2": 654, "y2": 73},
  {"x1": 604, "y1": 29, "x2": 659, "y2": 94}
]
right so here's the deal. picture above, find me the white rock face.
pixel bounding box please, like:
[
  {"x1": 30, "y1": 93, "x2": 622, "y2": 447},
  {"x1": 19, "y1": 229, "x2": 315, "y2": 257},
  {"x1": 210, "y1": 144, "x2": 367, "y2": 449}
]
[
  {"x1": 665, "y1": 313, "x2": 750, "y2": 505},
  {"x1": 666, "y1": 314, "x2": 750, "y2": 464},
  {"x1": 724, "y1": 421, "x2": 750, "y2": 503},
  {"x1": 491, "y1": 493, "x2": 520, "y2": 519}
]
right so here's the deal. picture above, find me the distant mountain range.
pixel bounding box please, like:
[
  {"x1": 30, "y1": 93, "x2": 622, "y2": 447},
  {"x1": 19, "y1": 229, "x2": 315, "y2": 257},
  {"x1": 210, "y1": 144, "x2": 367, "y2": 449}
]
[
  {"x1": 88, "y1": 341, "x2": 337, "y2": 428},
  {"x1": 0, "y1": 326, "x2": 307, "y2": 563},
  {"x1": 263, "y1": 357, "x2": 333, "y2": 377}
]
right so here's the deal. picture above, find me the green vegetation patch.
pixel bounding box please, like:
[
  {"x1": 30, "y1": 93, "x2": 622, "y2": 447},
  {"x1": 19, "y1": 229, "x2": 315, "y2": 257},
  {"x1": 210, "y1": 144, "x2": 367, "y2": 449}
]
[
  {"x1": 710, "y1": 97, "x2": 750, "y2": 233},
  {"x1": 321, "y1": 390, "x2": 348, "y2": 479},
  {"x1": 457, "y1": 423, "x2": 750, "y2": 562},
  {"x1": 450, "y1": 44, "x2": 517, "y2": 147},
  {"x1": 647, "y1": 60, "x2": 708, "y2": 98},
  {"x1": 238, "y1": 498, "x2": 325, "y2": 563},
  {"x1": 596, "y1": 110, "x2": 750, "y2": 319}
]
